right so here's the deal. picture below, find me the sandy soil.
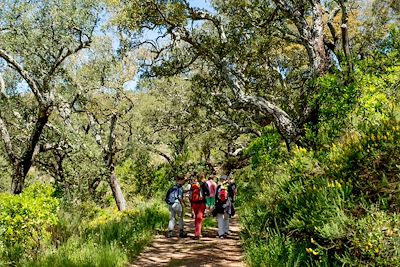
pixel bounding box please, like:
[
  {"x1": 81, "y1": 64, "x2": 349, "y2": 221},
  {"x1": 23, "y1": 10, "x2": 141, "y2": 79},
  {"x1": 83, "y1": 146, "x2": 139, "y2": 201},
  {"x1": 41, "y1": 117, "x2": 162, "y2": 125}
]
[{"x1": 130, "y1": 212, "x2": 245, "y2": 267}]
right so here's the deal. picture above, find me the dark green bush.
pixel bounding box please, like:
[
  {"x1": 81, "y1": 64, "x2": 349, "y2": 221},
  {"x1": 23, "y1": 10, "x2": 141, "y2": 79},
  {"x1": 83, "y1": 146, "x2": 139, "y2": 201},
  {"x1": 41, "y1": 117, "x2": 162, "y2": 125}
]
[
  {"x1": 238, "y1": 44, "x2": 400, "y2": 266},
  {"x1": 240, "y1": 120, "x2": 400, "y2": 266}
]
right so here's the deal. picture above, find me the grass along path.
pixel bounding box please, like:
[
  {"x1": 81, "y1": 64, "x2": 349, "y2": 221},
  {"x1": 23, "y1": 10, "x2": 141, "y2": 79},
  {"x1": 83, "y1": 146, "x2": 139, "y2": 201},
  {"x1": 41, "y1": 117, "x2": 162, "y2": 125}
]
[{"x1": 130, "y1": 212, "x2": 245, "y2": 267}]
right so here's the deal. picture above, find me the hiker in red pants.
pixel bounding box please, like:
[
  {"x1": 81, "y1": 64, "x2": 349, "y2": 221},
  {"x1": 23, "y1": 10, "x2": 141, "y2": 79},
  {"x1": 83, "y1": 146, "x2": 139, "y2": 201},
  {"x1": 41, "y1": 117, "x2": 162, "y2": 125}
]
[{"x1": 189, "y1": 173, "x2": 210, "y2": 239}]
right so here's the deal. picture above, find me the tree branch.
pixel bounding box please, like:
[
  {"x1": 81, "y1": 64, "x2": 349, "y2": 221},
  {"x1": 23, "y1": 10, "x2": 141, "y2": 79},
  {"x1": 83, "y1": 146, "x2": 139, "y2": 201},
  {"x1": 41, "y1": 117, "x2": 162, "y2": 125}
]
[
  {"x1": 327, "y1": 6, "x2": 340, "y2": 47},
  {"x1": 0, "y1": 49, "x2": 44, "y2": 103},
  {"x1": 88, "y1": 113, "x2": 104, "y2": 148},
  {"x1": 151, "y1": 147, "x2": 171, "y2": 163},
  {"x1": 214, "y1": 111, "x2": 261, "y2": 137},
  {"x1": 20, "y1": 106, "x2": 52, "y2": 176},
  {"x1": 338, "y1": 0, "x2": 353, "y2": 72},
  {"x1": 45, "y1": 35, "x2": 92, "y2": 86},
  {"x1": 0, "y1": 114, "x2": 16, "y2": 163},
  {"x1": 0, "y1": 73, "x2": 6, "y2": 99},
  {"x1": 106, "y1": 112, "x2": 118, "y2": 166}
]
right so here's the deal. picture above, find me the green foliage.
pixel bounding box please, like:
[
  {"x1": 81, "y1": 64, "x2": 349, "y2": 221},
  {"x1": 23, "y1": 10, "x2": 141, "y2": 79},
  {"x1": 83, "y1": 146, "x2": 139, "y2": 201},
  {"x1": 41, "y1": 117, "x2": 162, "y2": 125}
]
[
  {"x1": 240, "y1": 118, "x2": 400, "y2": 266},
  {"x1": 24, "y1": 200, "x2": 169, "y2": 267},
  {"x1": 243, "y1": 231, "x2": 307, "y2": 267},
  {"x1": 83, "y1": 201, "x2": 169, "y2": 258},
  {"x1": 0, "y1": 177, "x2": 168, "y2": 267},
  {"x1": 23, "y1": 238, "x2": 128, "y2": 267},
  {"x1": 306, "y1": 73, "x2": 359, "y2": 147},
  {"x1": 345, "y1": 210, "x2": 400, "y2": 266},
  {"x1": 245, "y1": 129, "x2": 285, "y2": 168},
  {"x1": 327, "y1": 121, "x2": 400, "y2": 205},
  {"x1": 117, "y1": 154, "x2": 170, "y2": 199},
  {"x1": 238, "y1": 46, "x2": 400, "y2": 265},
  {"x1": 111, "y1": 0, "x2": 188, "y2": 32},
  {"x1": 203, "y1": 217, "x2": 217, "y2": 229},
  {"x1": 0, "y1": 183, "x2": 59, "y2": 265}
]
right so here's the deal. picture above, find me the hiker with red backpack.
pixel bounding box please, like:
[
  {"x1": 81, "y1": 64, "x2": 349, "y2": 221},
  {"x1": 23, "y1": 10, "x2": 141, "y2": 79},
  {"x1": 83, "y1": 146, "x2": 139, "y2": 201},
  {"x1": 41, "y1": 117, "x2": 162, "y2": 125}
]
[
  {"x1": 189, "y1": 173, "x2": 210, "y2": 239},
  {"x1": 214, "y1": 175, "x2": 233, "y2": 238}
]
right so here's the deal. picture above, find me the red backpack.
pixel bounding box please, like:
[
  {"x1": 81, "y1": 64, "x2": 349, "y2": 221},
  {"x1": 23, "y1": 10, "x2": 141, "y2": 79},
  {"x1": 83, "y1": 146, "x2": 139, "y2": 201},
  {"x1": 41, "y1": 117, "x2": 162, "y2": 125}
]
[
  {"x1": 190, "y1": 183, "x2": 204, "y2": 203},
  {"x1": 218, "y1": 186, "x2": 228, "y2": 203}
]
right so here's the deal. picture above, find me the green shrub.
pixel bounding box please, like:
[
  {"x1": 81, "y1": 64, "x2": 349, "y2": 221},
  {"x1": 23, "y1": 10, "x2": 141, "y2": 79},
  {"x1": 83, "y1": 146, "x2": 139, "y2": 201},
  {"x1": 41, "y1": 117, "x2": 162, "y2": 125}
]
[
  {"x1": 117, "y1": 157, "x2": 171, "y2": 201},
  {"x1": 203, "y1": 217, "x2": 217, "y2": 229},
  {"x1": 244, "y1": 232, "x2": 309, "y2": 267},
  {"x1": 0, "y1": 183, "x2": 59, "y2": 265},
  {"x1": 24, "y1": 200, "x2": 169, "y2": 266},
  {"x1": 342, "y1": 210, "x2": 400, "y2": 266},
  {"x1": 239, "y1": 119, "x2": 400, "y2": 266},
  {"x1": 22, "y1": 237, "x2": 127, "y2": 267},
  {"x1": 84, "y1": 201, "x2": 169, "y2": 259}
]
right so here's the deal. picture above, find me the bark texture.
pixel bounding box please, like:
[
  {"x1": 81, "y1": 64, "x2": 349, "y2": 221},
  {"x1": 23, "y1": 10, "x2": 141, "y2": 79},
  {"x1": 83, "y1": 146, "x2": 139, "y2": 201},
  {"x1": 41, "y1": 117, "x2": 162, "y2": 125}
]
[{"x1": 89, "y1": 105, "x2": 127, "y2": 211}]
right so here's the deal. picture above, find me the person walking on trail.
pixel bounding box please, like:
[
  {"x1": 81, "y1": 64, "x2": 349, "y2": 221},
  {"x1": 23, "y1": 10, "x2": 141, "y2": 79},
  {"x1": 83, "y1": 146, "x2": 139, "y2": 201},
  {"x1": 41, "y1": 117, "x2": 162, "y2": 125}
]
[
  {"x1": 186, "y1": 174, "x2": 196, "y2": 218},
  {"x1": 165, "y1": 176, "x2": 187, "y2": 238},
  {"x1": 189, "y1": 173, "x2": 210, "y2": 239},
  {"x1": 228, "y1": 174, "x2": 237, "y2": 218},
  {"x1": 183, "y1": 175, "x2": 192, "y2": 215},
  {"x1": 214, "y1": 175, "x2": 234, "y2": 238},
  {"x1": 206, "y1": 173, "x2": 217, "y2": 216}
]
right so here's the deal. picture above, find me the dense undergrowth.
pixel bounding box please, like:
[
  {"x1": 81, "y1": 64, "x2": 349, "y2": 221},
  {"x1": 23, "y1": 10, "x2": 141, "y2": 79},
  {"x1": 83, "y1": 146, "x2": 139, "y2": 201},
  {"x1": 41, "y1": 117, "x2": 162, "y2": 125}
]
[
  {"x1": 1, "y1": 15, "x2": 399, "y2": 267},
  {"x1": 238, "y1": 31, "x2": 400, "y2": 267},
  {"x1": 0, "y1": 183, "x2": 169, "y2": 266}
]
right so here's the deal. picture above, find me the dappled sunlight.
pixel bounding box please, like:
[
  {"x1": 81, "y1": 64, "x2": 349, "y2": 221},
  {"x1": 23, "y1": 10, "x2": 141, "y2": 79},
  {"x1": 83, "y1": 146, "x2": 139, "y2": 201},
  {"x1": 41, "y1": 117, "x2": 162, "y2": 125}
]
[{"x1": 131, "y1": 214, "x2": 244, "y2": 267}]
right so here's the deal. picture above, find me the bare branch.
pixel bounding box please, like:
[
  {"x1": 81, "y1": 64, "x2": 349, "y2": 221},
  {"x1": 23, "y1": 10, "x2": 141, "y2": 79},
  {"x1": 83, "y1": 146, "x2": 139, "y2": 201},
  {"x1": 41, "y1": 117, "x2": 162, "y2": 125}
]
[
  {"x1": 214, "y1": 111, "x2": 261, "y2": 137},
  {"x1": 149, "y1": 146, "x2": 171, "y2": 163},
  {"x1": 0, "y1": 48, "x2": 44, "y2": 103},
  {"x1": 88, "y1": 113, "x2": 104, "y2": 148},
  {"x1": 338, "y1": 0, "x2": 353, "y2": 72},
  {"x1": 184, "y1": 5, "x2": 227, "y2": 44},
  {"x1": 45, "y1": 37, "x2": 91, "y2": 85},
  {"x1": 327, "y1": 6, "x2": 340, "y2": 47}
]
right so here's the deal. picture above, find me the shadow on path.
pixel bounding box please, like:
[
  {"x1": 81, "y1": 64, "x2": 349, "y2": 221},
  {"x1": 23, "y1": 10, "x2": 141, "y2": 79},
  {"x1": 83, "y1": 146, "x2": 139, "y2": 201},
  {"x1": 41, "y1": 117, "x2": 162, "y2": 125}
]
[{"x1": 130, "y1": 212, "x2": 245, "y2": 267}]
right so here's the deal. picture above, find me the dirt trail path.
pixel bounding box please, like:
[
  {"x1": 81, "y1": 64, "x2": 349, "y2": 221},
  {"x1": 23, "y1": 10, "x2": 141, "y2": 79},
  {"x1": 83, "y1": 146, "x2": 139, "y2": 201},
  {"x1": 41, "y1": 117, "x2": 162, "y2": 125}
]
[{"x1": 130, "y1": 213, "x2": 245, "y2": 267}]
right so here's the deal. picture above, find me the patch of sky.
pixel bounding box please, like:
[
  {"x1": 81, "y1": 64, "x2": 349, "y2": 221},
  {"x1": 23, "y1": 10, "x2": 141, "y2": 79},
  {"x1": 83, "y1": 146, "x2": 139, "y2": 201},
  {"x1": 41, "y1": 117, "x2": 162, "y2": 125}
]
[
  {"x1": 123, "y1": 0, "x2": 215, "y2": 91},
  {"x1": 190, "y1": 0, "x2": 214, "y2": 11},
  {"x1": 278, "y1": 66, "x2": 289, "y2": 80},
  {"x1": 1, "y1": 1, "x2": 214, "y2": 94},
  {"x1": 329, "y1": 50, "x2": 342, "y2": 71}
]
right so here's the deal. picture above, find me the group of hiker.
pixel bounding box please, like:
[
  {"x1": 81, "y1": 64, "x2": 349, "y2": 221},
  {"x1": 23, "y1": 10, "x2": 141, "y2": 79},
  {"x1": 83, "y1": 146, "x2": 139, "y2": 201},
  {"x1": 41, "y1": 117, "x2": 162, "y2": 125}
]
[{"x1": 165, "y1": 172, "x2": 237, "y2": 240}]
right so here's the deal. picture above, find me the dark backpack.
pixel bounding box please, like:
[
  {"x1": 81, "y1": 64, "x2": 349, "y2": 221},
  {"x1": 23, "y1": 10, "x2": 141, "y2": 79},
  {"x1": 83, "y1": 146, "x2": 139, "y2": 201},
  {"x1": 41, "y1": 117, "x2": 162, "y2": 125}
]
[
  {"x1": 190, "y1": 182, "x2": 204, "y2": 203},
  {"x1": 165, "y1": 185, "x2": 179, "y2": 205}
]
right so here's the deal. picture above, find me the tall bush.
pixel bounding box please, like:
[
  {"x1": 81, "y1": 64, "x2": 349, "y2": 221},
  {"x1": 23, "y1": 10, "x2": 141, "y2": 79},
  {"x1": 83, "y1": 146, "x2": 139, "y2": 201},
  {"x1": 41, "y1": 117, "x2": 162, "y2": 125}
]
[{"x1": 0, "y1": 183, "x2": 59, "y2": 265}]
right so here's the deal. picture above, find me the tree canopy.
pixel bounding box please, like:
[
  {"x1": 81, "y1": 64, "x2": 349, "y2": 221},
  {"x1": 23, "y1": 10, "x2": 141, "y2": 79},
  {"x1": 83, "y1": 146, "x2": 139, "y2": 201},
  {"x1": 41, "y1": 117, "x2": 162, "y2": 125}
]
[{"x1": 1, "y1": 0, "x2": 400, "y2": 266}]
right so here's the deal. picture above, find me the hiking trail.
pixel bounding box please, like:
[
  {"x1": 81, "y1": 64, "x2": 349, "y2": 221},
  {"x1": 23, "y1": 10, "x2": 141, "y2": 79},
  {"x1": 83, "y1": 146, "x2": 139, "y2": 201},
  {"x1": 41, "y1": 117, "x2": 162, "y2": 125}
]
[{"x1": 130, "y1": 213, "x2": 245, "y2": 267}]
